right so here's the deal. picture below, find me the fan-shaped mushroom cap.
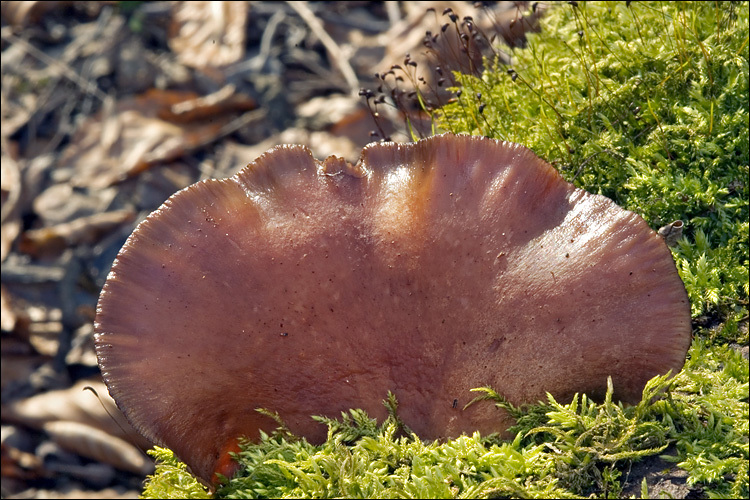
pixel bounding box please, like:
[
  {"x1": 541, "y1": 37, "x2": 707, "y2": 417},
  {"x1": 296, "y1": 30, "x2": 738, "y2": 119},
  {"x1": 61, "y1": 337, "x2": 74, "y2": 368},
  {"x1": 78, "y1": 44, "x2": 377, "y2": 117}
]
[{"x1": 95, "y1": 134, "x2": 691, "y2": 485}]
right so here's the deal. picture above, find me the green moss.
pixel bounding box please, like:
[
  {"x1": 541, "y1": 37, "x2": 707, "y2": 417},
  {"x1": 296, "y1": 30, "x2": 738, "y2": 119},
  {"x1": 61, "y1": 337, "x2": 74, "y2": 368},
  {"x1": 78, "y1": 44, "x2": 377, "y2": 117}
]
[
  {"x1": 437, "y1": 1, "x2": 748, "y2": 332},
  {"x1": 142, "y1": 447, "x2": 211, "y2": 499},
  {"x1": 143, "y1": 339, "x2": 748, "y2": 498}
]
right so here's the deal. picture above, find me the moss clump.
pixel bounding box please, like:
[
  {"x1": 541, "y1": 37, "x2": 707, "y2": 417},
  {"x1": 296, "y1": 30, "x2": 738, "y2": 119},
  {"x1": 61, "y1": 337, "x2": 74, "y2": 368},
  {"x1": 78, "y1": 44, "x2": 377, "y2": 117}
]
[
  {"x1": 143, "y1": 339, "x2": 748, "y2": 498},
  {"x1": 437, "y1": 1, "x2": 748, "y2": 334},
  {"x1": 142, "y1": 447, "x2": 212, "y2": 499}
]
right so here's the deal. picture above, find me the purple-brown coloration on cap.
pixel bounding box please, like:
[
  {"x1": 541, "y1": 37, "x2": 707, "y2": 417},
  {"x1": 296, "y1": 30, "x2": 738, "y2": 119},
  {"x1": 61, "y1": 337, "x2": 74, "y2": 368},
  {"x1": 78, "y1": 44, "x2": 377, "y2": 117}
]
[{"x1": 94, "y1": 133, "x2": 692, "y2": 485}]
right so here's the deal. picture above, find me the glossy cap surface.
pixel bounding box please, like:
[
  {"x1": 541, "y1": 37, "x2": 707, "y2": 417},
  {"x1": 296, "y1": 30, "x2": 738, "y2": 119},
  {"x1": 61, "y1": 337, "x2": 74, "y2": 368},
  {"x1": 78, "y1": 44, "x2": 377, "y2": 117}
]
[{"x1": 95, "y1": 134, "x2": 692, "y2": 484}]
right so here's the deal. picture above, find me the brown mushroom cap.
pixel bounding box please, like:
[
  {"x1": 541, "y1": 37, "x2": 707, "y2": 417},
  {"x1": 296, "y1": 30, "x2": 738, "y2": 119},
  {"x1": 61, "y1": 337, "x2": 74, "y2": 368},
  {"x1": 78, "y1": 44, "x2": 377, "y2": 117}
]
[{"x1": 95, "y1": 133, "x2": 691, "y2": 484}]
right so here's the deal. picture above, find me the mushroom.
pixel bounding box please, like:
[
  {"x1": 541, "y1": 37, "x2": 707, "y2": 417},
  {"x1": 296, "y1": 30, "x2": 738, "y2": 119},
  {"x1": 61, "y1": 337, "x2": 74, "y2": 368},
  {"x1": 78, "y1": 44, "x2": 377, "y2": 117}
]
[{"x1": 94, "y1": 133, "x2": 692, "y2": 485}]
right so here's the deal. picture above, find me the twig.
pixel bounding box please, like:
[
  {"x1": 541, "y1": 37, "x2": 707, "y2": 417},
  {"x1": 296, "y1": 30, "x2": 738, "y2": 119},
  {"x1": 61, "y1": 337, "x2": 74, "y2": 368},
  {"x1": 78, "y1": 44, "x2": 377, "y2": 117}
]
[
  {"x1": 286, "y1": 1, "x2": 360, "y2": 97},
  {"x1": 385, "y1": 2, "x2": 401, "y2": 26},
  {"x1": 240, "y1": 9, "x2": 286, "y2": 73},
  {"x1": 1, "y1": 30, "x2": 108, "y2": 102}
]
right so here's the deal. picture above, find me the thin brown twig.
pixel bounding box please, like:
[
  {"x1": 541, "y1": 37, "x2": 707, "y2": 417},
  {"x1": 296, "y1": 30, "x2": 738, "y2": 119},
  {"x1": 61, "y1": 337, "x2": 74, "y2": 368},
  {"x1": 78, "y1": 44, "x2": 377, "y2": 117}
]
[
  {"x1": 286, "y1": 1, "x2": 360, "y2": 98},
  {"x1": 1, "y1": 29, "x2": 108, "y2": 103}
]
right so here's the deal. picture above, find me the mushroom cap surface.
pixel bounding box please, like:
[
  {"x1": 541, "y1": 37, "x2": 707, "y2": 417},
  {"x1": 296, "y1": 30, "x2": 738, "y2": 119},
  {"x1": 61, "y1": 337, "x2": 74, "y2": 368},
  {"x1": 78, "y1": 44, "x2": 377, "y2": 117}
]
[{"x1": 95, "y1": 134, "x2": 691, "y2": 484}]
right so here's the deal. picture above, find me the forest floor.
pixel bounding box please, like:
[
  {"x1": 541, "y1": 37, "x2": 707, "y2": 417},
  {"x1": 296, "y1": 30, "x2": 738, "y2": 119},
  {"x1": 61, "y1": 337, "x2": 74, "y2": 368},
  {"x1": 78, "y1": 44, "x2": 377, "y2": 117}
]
[{"x1": 1, "y1": 2, "x2": 745, "y2": 499}]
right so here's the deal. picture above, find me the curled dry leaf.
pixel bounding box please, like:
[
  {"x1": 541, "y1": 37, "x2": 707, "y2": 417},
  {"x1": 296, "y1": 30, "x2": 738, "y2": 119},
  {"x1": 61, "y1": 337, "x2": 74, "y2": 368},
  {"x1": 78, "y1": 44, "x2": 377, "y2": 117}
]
[
  {"x1": 658, "y1": 220, "x2": 684, "y2": 247},
  {"x1": 18, "y1": 209, "x2": 136, "y2": 259},
  {"x1": 158, "y1": 84, "x2": 256, "y2": 123},
  {"x1": 230, "y1": 127, "x2": 362, "y2": 168},
  {"x1": 1, "y1": 284, "x2": 25, "y2": 333},
  {"x1": 1, "y1": 149, "x2": 23, "y2": 262},
  {"x1": 57, "y1": 88, "x2": 255, "y2": 189},
  {"x1": 168, "y1": 1, "x2": 249, "y2": 73},
  {"x1": 42, "y1": 421, "x2": 154, "y2": 476},
  {"x1": 32, "y1": 183, "x2": 118, "y2": 227},
  {"x1": 1, "y1": 379, "x2": 149, "y2": 450},
  {"x1": 0, "y1": 1, "x2": 63, "y2": 29},
  {"x1": 1, "y1": 442, "x2": 44, "y2": 480}
]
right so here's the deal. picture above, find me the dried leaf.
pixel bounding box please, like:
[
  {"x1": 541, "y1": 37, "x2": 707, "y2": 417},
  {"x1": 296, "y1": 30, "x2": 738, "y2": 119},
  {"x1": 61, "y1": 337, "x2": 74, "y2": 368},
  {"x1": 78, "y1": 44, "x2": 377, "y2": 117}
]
[
  {"x1": 658, "y1": 220, "x2": 684, "y2": 247},
  {"x1": 42, "y1": 421, "x2": 154, "y2": 475},
  {"x1": 1, "y1": 379, "x2": 150, "y2": 450},
  {"x1": 32, "y1": 183, "x2": 118, "y2": 226},
  {"x1": 1, "y1": 149, "x2": 22, "y2": 262},
  {"x1": 1, "y1": 284, "x2": 26, "y2": 334},
  {"x1": 169, "y1": 1, "x2": 249, "y2": 72},
  {"x1": 58, "y1": 89, "x2": 255, "y2": 188},
  {"x1": 0, "y1": 352, "x2": 45, "y2": 393},
  {"x1": 0, "y1": 1, "x2": 64, "y2": 29},
  {"x1": 1, "y1": 442, "x2": 44, "y2": 480},
  {"x1": 160, "y1": 84, "x2": 256, "y2": 123},
  {"x1": 19, "y1": 209, "x2": 135, "y2": 258}
]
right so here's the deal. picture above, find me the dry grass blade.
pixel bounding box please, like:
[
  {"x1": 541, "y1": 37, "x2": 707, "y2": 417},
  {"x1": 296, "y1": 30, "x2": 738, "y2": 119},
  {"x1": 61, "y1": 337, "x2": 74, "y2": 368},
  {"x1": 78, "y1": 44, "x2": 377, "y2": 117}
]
[{"x1": 287, "y1": 1, "x2": 360, "y2": 97}]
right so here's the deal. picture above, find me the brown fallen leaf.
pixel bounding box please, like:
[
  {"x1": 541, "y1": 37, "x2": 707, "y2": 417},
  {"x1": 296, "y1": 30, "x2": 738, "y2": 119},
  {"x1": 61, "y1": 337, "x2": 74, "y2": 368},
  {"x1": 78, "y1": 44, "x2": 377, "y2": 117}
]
[
  {"x1": 31, "y1": 183, "x2": 118, "y2": 227},
  {"x1": 1, "y1": 148, "x2": 22, "y2": 262},
  {"x1": 42, "y1": 421, "x2": 154, "y2": 476},
  {"x1": 0, "y1": 1, "x2": 64, "y2": 29},
  {"x1": 1, "y1": 379, "x2": 150, "y2": 451},
  {"x1": 19, "y1": 209, "x2": 135, "y2": 258},
  {"x1": 1, "y1": 442, "x2": 44, "y2": 480},
  {"x1": 658, "y1": 220, "x2": 684, "y2": 247},
  {"x1": 168, "y1": 1, "x2": 249, "y2": 74},
  {"x1": 57, "y1": 88, "x2": 256, "y2": 189},
  {"x1": 1, "y1": 284, "x2": 28, "y2": 334},
  {"x1": 159, "y1": 84, "x2": 256, "y2": 123}
]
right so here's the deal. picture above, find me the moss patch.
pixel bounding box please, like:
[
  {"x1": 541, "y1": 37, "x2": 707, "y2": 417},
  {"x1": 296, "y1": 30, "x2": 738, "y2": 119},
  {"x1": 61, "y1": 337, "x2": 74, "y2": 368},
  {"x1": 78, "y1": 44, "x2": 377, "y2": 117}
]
[
  {"x1": 143, "y1": 339, "x2": 747, "y2": 498},
  {"x1": 437, "y1": 1, "x2": 748, "y2": 332}
]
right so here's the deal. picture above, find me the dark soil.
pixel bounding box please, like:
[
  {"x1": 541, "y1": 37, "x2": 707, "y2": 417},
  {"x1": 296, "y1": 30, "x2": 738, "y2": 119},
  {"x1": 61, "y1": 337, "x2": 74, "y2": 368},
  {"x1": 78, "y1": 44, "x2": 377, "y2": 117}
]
[{"x1": 620, "y1": 447, "x2": 707, "y2": 499}]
